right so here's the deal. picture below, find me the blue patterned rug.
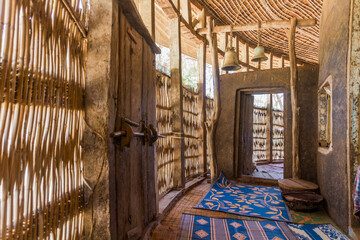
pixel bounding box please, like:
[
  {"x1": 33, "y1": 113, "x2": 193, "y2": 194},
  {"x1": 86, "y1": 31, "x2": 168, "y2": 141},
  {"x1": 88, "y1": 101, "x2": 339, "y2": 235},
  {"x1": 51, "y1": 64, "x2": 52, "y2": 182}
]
[
  {"x1": 195, "y1": 173, "x2": 292, "y2": 222},
  {"x1": 178, "y1": 214, "x2": 297, "y2": 240},
  {"x1": 288, "y1": 224, "x2": 350, "y2": 240}
]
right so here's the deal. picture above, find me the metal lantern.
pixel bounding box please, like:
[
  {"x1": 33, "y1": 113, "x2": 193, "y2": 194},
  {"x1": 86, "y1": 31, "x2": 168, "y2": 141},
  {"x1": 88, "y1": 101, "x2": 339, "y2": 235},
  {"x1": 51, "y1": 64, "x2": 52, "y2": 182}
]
[
  {"x1": 221, "y1": 25, "x2": 241, "y2": 71},
  {"x1": 251, "y1": 22, "x2": 268, "y2": 62}
]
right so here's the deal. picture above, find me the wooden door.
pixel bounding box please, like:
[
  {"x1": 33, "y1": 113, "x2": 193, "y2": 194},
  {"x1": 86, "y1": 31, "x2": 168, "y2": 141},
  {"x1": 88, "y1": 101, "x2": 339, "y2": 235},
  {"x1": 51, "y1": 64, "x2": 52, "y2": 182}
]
[
  {"x1": 112, "y1": 11, "x2": 157, "y2": 240},
  {"x1": 240, "y1": 94, "x2": 254, "y2": 175}
]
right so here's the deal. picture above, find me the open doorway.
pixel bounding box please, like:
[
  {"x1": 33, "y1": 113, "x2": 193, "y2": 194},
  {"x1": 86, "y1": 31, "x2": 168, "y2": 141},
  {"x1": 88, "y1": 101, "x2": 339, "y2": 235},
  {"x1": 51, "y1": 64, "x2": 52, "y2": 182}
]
[{"x1": 240, "y1": 92, "x2": 285, "y2": 180}]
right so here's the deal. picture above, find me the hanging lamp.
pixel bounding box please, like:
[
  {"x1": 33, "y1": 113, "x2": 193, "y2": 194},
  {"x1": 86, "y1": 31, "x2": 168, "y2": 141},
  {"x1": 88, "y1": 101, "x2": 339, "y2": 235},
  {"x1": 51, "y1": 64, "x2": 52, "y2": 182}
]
[
  {"x1": 251, "y1": 22, "x2": 268, "y2": 62},
  {"x1": 221, "y1": 25, "x2": 241, "y2": 71}
]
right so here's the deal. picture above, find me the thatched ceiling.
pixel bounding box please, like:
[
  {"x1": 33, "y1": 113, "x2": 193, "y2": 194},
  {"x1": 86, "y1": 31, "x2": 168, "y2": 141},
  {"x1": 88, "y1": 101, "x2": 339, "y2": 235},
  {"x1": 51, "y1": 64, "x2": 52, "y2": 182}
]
[{"x1": 193, "y1": 0, "x2": 322, "y2": 64}]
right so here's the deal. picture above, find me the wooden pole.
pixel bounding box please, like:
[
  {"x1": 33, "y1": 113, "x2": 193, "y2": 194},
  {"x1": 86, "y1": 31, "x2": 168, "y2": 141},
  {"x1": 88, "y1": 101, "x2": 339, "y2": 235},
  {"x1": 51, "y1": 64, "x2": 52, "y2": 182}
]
[
  {"x1": 170, "y1": 16, "x2": 185, "y2": 188},
  {"x1": 243, "y1": 43, "x2": 249, "y2": 72},
  {"x1": 180, "y1": 0, "x2": 192, "y2": 24},
  {"x1": 235, "y1": 36, "x2": 240, "y2": 62},
  {"x1": 206, "y1": 16, "x2": 221, "y2": 182},
  {"x1": 269, "y1": 52, "x2": 273, "y2": 69},
  {"x1": 222, "y1": 32, "x2": 229, "y2": 74},
  {"x1": 288, "y1": 17, "x2": 300, "y2": 179},
  {"x1": 281, "y1": 55, "x2": 285, "y2": 68},
  {"x1": 198, "y1": 10, "x2": 207, "y2": 173}
]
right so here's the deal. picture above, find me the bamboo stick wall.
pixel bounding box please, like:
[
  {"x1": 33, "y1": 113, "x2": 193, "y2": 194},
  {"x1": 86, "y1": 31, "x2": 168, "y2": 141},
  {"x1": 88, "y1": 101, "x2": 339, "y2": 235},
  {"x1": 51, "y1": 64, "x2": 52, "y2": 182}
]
[
  {"x1": 156, "y1": 71, "x2": 214, "y2": 196},
  {"x1": 0, "y1": 0, "x2": 86, "y2": 239},
  {"x1": 183, "y1": 87, "x2": 202, "y2": 178},
  {"x1": 156, "y1": 72, "x2": 174, "y2": 196},
  {"x1": 252, "y1": 107, "x2": 284, "y2": 162}
]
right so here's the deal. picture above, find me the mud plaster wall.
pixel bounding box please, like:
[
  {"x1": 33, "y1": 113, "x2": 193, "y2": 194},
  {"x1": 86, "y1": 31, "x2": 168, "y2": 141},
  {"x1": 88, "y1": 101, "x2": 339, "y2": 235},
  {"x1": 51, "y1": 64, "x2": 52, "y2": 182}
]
[
  {"x1": 216, "y1": 66, "x2": 318, "y2": 183},
  {"x1": 349, "y1": 0, "x2": 360, "y2": 232},
  {"x1": 83, "y1": 0, "x2": 117, "y2": 238},
  {"x1": 317, "y1": 0, "x2": 351, "y2": 232}
]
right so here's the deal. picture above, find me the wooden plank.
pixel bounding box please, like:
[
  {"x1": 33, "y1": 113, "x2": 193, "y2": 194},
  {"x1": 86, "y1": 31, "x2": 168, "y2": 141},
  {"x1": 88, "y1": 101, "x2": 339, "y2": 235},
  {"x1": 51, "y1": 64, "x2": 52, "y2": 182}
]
[
  {"x1": 288, "y1": 17, "x2": 300, "y2": 179},
  {"x1": 119, "y1": 0, "x2": 160, "y2": 54},
  {"x1": 278, "y1": 179, "x2": 319, "y2": 191},
  {"x1": 197, "y1": 18, "x2": 317, "y2": 34},
  {"x1": 242, "y1": 94, "x2": 254, "y2": 175},
  {"x1": 170, "y1": 17, "x2": 185, "y2": 188}
]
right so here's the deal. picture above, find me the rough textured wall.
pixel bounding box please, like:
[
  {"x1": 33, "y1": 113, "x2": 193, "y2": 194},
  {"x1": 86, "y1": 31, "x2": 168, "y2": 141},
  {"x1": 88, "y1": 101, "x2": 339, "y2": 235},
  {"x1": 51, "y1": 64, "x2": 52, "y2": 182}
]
[
  {"x1": 298, "y1": 67, "x2": 319, "y2": 183},
  {"x1": 348, "y1": 0, "x2": 360, "y2": 234},
  {"x1": 83, "y1": 0, "x2": 115, "y2": 239},
  {"x1": 317, "y1": 0, "x2": 351, "y2": 232},
  {"x1": 216, "y1": 66, "x2": 318, "y2": 182}
]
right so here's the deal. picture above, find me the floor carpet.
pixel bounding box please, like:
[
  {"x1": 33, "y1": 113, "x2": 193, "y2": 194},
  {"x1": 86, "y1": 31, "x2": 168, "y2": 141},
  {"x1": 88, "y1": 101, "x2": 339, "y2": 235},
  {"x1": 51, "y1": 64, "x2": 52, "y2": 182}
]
[
  {"x1": 178, "y1": 214, "x2": 297, "y2": 240},
  {"x1": 288, "y1": 223, "x2": 350, "y2": 240},
  {"x1": 195, "y1": 173, "x2": 292, "y2": 222}
]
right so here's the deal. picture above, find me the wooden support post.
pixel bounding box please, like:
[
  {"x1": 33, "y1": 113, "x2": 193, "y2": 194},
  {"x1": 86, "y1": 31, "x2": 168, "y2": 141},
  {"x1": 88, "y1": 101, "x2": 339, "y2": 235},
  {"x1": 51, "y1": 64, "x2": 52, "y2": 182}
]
[
  {"x1": 206, "y1": 16, "x2": 221, "y2": 182},
  {"x1": 281, "y1": 56, "x2": 285, "y2": 68},
  {"x1": 222, "y1": 32, "x2": 229, "y2": 74},
  {"x1": 235, "y1": 36, "x2": 240, "y2": 62},
  {"x1": 198, "y1": 10, "x2": 207, "y2": 173},
  {"x1": 243, "y1": 43, "x2": 249, "y2": 72},
  {"x1": 139, "y1": 0, "x2": 155, "y2": 38},
  {"x1": 269, "y1": 52, "x2": 273, "y2": 69},
  {"x1": 170, "y1": 17, "x2": 185, "y2": 188},
  {"x1": 181, "y1": 0, "x2": 192, "y2": 24},
  {"x1": 288, "y1": 17, "x2": 300, "y2": 179}
]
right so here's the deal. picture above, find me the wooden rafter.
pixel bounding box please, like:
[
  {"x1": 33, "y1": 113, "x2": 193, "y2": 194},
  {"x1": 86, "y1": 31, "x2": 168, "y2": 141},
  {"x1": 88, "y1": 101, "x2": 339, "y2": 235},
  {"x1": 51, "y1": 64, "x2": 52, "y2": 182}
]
[{"x1": 197, "y1": 19, "x2": 316, "y2": 34}]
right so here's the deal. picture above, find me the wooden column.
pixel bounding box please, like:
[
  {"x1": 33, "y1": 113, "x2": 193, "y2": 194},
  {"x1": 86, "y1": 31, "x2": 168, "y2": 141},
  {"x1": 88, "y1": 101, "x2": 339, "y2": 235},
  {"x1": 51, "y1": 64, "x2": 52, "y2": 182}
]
[
  {"x1": 198, "y1": 10, "x2": 207, "y2": 173},
  {"x1": 269, "y1": 52, "x2": 273, "y2": 69},
  {"x1": 180, "y1": 0, "x2": 192, "y2": 24},
  {"x1": 222, "y1": 32, "x2": 229, "y2": 74},
  {"x1": 206, "y1": 16, "x2": 221, "y2": 182},
  {"x1": 288, "y1": 17, "x2": 300, "y2": 179},
  {"x1": 243, "y1": 43, "x2": 249, "y2": 72},
  {"x1": 281, "y1": 55, "x2": 285, "y2": 68},
  {"x1": 139, "y1": 0, "x2": 155, "y2": 38},
  {"x1": 235, "y1": 36, "x2": 240, "y2": 62},
  {"x1": 170, "y1": 16, "x2": 185, "y2": 188}
]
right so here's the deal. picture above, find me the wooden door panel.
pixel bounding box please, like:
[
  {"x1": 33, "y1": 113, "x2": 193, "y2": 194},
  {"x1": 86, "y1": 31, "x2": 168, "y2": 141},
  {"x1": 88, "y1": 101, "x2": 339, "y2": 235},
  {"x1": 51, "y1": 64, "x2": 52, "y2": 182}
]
[{"x1": 113, "y1": 10, "x2": 157, "y2": 240}]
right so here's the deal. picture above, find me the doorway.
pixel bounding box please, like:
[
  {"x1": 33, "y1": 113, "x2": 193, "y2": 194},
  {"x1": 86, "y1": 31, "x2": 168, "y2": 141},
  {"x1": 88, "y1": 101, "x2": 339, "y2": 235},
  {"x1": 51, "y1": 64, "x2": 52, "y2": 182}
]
[{"x1": 239, "y1": 92, "x2": 285, "y2": 180}]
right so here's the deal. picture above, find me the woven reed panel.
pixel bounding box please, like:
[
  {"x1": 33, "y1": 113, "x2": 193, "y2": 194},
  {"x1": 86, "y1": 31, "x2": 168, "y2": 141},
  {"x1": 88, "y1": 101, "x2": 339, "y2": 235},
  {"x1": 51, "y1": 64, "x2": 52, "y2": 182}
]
[
  {"x1": 183, "y1": 87, "x2": 202, "y2": 178},
  {"x1": 156, "y1": 72, "x2": 175, "y2": 196},
  {"x1": 0, "y1": 0, "x2": 86, "y2": 239},
  {"x1": 197, "y1": 0, "x2": 322, "y2": 63}
]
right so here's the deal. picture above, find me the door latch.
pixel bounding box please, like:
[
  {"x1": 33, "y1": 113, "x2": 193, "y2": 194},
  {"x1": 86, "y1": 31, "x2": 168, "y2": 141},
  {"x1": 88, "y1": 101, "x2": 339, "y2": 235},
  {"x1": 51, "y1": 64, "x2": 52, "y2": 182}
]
[{"x1": 111, "y1": 117, "x2": 165, "y2": 149}]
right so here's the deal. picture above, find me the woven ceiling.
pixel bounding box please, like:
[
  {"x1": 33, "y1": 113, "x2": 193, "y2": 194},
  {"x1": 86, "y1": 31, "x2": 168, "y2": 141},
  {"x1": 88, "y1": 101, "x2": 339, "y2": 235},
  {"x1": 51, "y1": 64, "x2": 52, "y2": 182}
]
[{"x1": 196, "y1": 0, "x2": 322, "y2": 63}]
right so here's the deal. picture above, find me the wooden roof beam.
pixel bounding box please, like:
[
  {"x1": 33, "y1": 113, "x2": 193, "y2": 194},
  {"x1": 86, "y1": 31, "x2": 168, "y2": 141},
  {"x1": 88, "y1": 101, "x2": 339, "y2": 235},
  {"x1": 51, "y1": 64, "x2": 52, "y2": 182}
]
[
  {"x1": 197, "y1": 19, "x2": 316, "y2": 34},
  {"x1": 156, "y1": 0, "x2": 259, "y2": 70}
]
